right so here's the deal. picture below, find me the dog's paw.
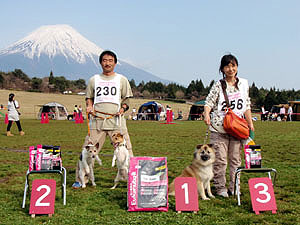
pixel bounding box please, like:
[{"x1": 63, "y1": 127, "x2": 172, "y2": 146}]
[
  {"x1": 208, "y1": 194, "x2": 215, "y2": 198},
  {"x1": 110, "y1": 183, "x2": 118, "y2": 189},
  {"x1": 202, "y1": 197, "x2": 210, "y2": 200},
  {"x1": 82, "y1": 184, "x2": 86, "y2": 188},
  {"x1": 92, "y1": 182, "x2": 96, "y2": 187}
]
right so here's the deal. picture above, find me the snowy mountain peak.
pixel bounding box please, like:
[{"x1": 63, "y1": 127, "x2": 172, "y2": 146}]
[{"x1": 0, "y1": 24, "x2": 103, "y2": 64}]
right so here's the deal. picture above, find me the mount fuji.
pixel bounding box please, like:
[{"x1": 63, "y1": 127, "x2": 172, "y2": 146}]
[{"x1": 0, "y1": 24, "x2": 170, "y2": 84}]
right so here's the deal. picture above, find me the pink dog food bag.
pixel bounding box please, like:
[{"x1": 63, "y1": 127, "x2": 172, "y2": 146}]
[
  {"x1": 29, "y1": 146, "x2": 36, "y2": 171},
  {"x1": 35, "y1": 144, "x2": 43, "y2": 171},
  {"x1": 128, "y1": 157, "x2": 168, "y2": 212}
]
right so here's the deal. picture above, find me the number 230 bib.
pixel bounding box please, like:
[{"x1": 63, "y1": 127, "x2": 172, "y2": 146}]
[{"x1": 94, "y1": 74, "x2": 121, "y2": 107}]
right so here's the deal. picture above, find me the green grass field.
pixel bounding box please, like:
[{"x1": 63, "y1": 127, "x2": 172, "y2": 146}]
[{"x1": 0, "y1": 119, "x2": 299, "y2": 225}]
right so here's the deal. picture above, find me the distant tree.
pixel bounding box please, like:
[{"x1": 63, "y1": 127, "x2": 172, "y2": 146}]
[
  {"x1": 175, "y1": 90, "x2": 185, "y2": 99},
  {"x1": 276, "y1": 90, "x2": 288, "y2": 104},
  {"x1": 49, "y1": 70, "x2": 54, "y2": 84},
  {"x1": 166, "y1": 83, "x2": 186, "y2": 99},
  {"x1": 72, "y1": 79, "x2": 86, "y2": 90},
  {"x1": 142, "y1": 90, "x2": 151, "y2": 98},
  {"x1": 53, "y1": 76, "x2": 70, "y2": 93},
  {"x1": 129, "y1": 79, "x2": 136, "y2": 89},
  {"x1": 143, "y1": 81, "x2": 164, "y2": 93},
  {"x1": 264, "y1": 88, "x2": 277, "y2": 111},
  {"x1": 0, "y1": 72, "x2": 4, "y2": 85},
  {"x1": 31, "y1": 77, "x2": 42, "y2": 91},
  {"x1": 12, "y1": 69, "x2": 30, "y2": 82},
  {"x1": 137, "y1": 81, "x2": 145, "y2": 92}
]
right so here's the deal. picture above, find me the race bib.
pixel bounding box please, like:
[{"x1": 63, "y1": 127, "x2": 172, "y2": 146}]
[
  {"x1": 94, "y1": 74, "x2": 121, "y2": 107},
  {"x1": 217, "y1": 80, "x2": 248, "y2": 118}
]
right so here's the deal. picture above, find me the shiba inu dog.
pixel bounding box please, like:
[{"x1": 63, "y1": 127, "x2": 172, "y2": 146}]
[{"x1": 169, "y1": 144, "x2": 216, "y2": 200}]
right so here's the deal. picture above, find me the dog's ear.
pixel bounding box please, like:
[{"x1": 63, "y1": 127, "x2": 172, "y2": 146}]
[
  {"x1": 207, "y1": 144, "x2": 214, "y2": 148},
  {"x1": 95, "y1": 143, "x2": 99, "y2": 149},
  {"x1": 196, "y1": 144, "x2": 203, "y2": 149}
]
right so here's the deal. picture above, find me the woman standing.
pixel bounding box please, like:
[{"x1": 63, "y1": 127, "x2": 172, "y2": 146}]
[
  {"x1": 6, "y1": 93, "x2": 25, "y2": 136},
  {"x1": 204, "y1": 54, "x2": 254, "y2": 197}
]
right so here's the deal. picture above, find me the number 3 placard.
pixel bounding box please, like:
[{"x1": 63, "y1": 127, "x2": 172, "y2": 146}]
[
  {"x1": 248, "y1": 177, "x2": 277, "y2": 214},
  {"x1": 29, "y1": 179, "x2": 56, "y2": 216},
  {"x1": 174, "y1": 177, "x2": 199, "y2": 212}
]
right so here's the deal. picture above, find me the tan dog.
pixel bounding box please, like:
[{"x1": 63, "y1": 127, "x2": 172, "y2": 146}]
[
  {"x1": 169, "y1": 144, "x2": 216, "y2": 200},
  {"x1": 111, "y1": 132, "x2": 129, "y2": 189}
]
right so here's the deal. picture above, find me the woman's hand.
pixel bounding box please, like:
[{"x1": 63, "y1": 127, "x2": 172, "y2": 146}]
[{"x1": 204, "y1": 106, "x2": 211, "y2": 126}]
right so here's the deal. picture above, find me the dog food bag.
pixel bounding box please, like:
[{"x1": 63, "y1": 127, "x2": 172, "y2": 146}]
[
  {"x1": 244, "y1": 145, "x2": 252, "y2": 169},
  {"x1": 35, "y1": 145, "x2": 43, "y2": 171},
  {"x1": 249, "y1": 145, "x2": 262, "y2": 168},
  {"x1": 128, "y1": 157, "x2": 168, "y2": 212},
  {"x1": 29, "y1": 146, "x2": 36, "y2": 171}
]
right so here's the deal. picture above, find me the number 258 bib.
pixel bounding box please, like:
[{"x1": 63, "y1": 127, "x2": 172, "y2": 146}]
[{"x1": 94, "y1": 74, "x2": 121, "y2": 107}]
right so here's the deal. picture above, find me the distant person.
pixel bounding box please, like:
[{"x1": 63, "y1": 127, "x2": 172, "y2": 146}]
[
  {"x1": 261, "y1": 105, "x2": 268, "y2": 121},
  {"x1": 204, "y1": 54, "x2": 254, "y2": 197},
  {"x1": 0, "y1": 104, "x2": 3, "y2": 110},
  {"x1": 6, "y1": 93, "x2": 25, "y2": 136},
  {"x1": 78, "y1": 105, "x2": 83, "y2": 117},
  {"x1": 157, "y1": 107, "x2": 162, "y2": 121},
  {"x1": 131, "y1": 107, "x2": 137, "y2": 120},
  {"x1": 279, "y1": 106, "x2": 286, "y2": 120},
  {"x1": 288, "y1": 105, "x2": 293, "y2": 121},
  {"x1": 74, "y1": 105, "x2": 79, "y2": 113}
]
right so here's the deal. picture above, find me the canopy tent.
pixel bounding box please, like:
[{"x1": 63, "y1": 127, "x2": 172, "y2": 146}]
[
  {"x1": 188, "y1": 100, "x2": 205, "y2": 120},
  {"x1": 289, "y1": 100, "x2": 300, "y2": 121},
  {"x1": 36, "y1": 102, "x2": 68, "y2": 120},
  {"x1": 137, "y1": 101, "x2": 166, "y2": 121}
]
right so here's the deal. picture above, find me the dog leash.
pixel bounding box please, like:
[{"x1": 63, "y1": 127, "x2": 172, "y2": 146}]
[{"x1": 203, "y1": 127, "x2": 209, "y2": 144}]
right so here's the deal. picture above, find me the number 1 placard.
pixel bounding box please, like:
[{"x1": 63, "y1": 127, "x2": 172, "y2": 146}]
[
  {"x1": 29, "y1": 179, "x2": 56, "y2": 216},
  {"x1": 174, "y1": 177, "x2": 199, "y2": 212},
  {"x1": 248, "y1": 177, "x2": 277, "y2": 214}
]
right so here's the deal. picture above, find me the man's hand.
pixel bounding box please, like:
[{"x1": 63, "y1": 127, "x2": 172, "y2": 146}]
[
  {"x1": 86, "y1": 105, "x2": 93, "y2": 114},
  {"x1": 86, "y1": 99, "x2": 93, "y2": 114},
  {"x1": 117, "y1": 107, "x2": 125, "y2": 116}
]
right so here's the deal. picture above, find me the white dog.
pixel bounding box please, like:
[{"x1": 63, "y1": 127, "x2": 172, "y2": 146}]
[
  {"x1": 76, "y1": 141, "x2": 102, "y2": 188},
  {"x1": 111, "y1": 133, "x2": 130, "y2": 189}
]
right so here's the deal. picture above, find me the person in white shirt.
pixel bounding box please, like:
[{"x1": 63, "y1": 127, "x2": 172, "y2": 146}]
[
  {"x1": 288, "y1": 105, "x2": 293, "y2": 121},
  {"x1": 85, "y1": 50, "x2": 133, "y2": 156},
  {"x1": 204, "y1": 54, "x2": 254, "y2": 197},
  {"x1": 6, "y1": 93, "x2": 25, "y2": 136}
]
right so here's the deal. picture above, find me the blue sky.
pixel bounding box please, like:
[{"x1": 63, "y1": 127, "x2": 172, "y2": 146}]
[{"x1": 1, "y1": 0, "x2": 299, "y2": 90}]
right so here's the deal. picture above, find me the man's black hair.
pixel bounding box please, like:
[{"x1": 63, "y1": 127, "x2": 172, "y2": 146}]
[{"x1": 99, "y1": 50, "x2": 117, "y2": 64}]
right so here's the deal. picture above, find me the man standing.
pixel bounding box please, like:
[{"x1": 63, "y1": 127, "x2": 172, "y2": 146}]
[
  {"x1": 85, "y1": 50, "x2": 133, "y2": 157},
  {"x1": 287, "y1": 105, "x2": 293, "y2": 121}
]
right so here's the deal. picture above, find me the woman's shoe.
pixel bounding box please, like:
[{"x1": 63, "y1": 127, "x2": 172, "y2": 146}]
[
  {"x1": 19, "y1": 131, "x2": 25, "y2": 136},
  {"x1": 7, "y1": 131, "x2": 14, "y2": 136}
]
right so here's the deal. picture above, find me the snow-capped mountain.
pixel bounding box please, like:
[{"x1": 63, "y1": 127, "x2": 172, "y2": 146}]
[{"x1": 0, "y1": 24, "x2": 170, "y2": 84}]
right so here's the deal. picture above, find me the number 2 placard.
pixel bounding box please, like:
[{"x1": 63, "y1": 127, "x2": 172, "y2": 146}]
[
  {"x1": 248, "y1": 177, "x2": 277, "y2": 214},
  {"x1": 174, "y1": 177, "x2": 199, "y2": 212},
  {"x1": 29, "y1": 179, "x2": 56, "y2": 216}
]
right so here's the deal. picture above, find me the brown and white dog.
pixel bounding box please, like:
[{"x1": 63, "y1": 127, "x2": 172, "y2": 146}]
[
  {"x1": 110, "y1": 132, "x2": 130, "y2": 189},
  {"x1": 76, "y1": 138, "x2": 102, "y2": 188},
  {"x1": 169, "y1": 144, "x2": 216, "y2": 200}
]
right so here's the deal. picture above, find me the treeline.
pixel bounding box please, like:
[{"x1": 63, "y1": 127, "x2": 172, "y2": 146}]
[
  {"x1": 0, "y1": 69, "x2": 86, "y2": 93},
  {"x1": 130, "y1": 79, "x2": 300, "y2": 111},
  {"x1": 1, "y1": 69, "x2": 299, "y2": 111}
]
